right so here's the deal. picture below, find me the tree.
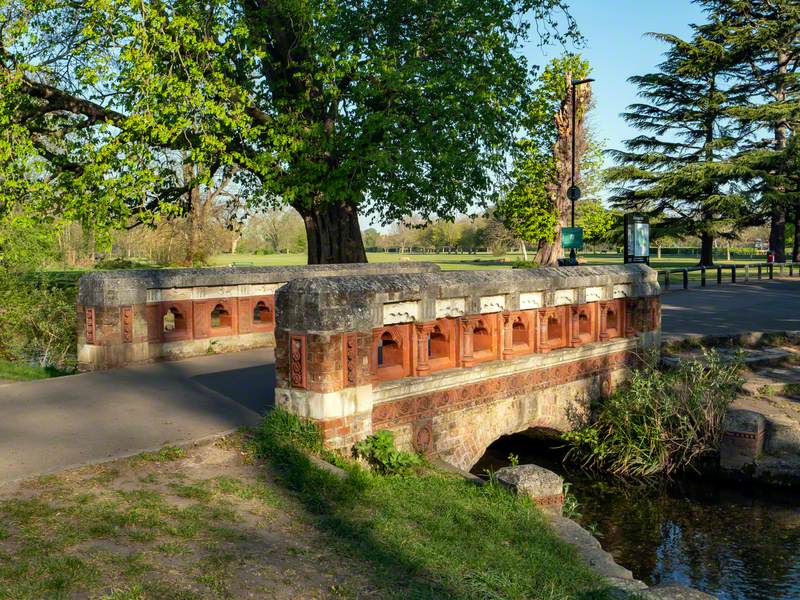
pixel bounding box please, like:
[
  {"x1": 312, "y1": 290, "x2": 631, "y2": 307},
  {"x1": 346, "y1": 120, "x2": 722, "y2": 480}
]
[
  {"x1": 361, "y1": 228, "x2": 381, "y2": 250},
  {"x1": 3, "y1": 0, "x2": 580, "y2": 264},
  {"x1": 698, "y1": 0, "x2": 800, "y2": 262},
  {"x1": 576, "y1": 199, "x2": 616, "y2": 245},
  {"x1": 606, "y1": 28, "x2": 748, "y2": 267},
  {"x1": 496, "y1": 54, "x2": 593, "y2": 265}
]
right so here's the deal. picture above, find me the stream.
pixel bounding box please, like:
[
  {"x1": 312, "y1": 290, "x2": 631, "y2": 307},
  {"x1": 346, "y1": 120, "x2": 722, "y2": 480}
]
[{"x1": 472, "y1": 433, "x2": 800, "y2": 600}]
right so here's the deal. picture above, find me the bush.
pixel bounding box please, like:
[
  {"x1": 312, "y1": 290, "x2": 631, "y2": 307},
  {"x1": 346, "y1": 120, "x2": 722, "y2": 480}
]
[
  {"x1": 563, "y1": 350, "x2": 743, "y2": 478},
  {"x1": 0, "y1": 272, "x2": 76, "y2": 369},
  {"x1": 352, "y1": 430, "x2": 423, "y2": 475}
]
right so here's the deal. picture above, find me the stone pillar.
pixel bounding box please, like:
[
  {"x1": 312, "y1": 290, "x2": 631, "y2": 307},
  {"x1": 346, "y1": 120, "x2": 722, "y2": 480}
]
[
  {"x1": 461, "y1": 318, "x2": 475, "y2": 367},
  {"x1": 415, "y1": 323, "x2": 431, "y2": 376},
  {"x1": 502, "y1": 312, "x2": 514, "y2": 360},
  {"x1": 598, "y1": 302, "x2": 609, "y2": 342},
  {"x1": 570, "y1": 306, "x2": 581, "y2": 347}
]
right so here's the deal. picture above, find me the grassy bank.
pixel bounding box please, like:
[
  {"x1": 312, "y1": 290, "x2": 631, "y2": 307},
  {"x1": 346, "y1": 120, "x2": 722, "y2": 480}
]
[
  {"x1": 254, "y1": 410, "x2": 613, "y2": 599},
  {"x1": 0, "y1": 420, "x2": 614, "y2": 599},
  {"x1": 0, "y1": 359, "x2": 69, "y2": 382}
]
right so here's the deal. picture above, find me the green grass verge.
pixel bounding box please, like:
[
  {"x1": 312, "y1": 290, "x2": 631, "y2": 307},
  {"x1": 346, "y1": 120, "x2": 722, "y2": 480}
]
[
  {"x1": 0, "y1": 359, "x2": 69, "y2": 382},
  {"x1": 254, "y1": 409, "x2": 613, "y2": 600}
]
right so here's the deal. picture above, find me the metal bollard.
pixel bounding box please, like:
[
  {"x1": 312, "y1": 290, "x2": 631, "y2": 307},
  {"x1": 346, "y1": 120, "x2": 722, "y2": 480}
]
[
  {"x1": 664, "y1": 271, "x2": 670, "y2": 290},
  {"x1": 757, "y1": 265, "x2": 762, "y2": 280},
  {"x1": 769, "y1": 264, "x2": 774, "y2": 279},
  {"x1": 731, "y1": 265, "x2": 737, "y2": 283},
  {"x1": 682, "y1": 269, "x2": 689, "y2": 289},
  {"x1": 717, "y1": 266, "x2": 722, "y2": 285},
  {"x1": 745, "y1": 265, "x2": 750, "y2": 281},
  {"x1": 700, "y1": 267, "x2": 706, "y2": 287}
]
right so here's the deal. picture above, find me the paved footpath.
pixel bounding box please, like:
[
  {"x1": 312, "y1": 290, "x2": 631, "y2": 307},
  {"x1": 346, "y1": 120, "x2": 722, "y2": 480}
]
[
  {"x1": 661, "y1": 279, "x2": 800, "y2": 338},
  {"x1": 0, "y1": 349, "x2": 271, "y2": 484},
  {"x1": 1, "y1": 278, "x2": 798, "y2": 484}
]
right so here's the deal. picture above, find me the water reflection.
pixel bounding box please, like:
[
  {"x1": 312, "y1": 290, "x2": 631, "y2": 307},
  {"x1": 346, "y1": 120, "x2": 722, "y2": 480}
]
[{"x1": 472, "y1": 433, "x2": 800, "y2": 600}]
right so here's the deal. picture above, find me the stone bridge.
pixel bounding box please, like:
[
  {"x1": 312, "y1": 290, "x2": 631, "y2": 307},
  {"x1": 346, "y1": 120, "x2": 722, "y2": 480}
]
[
  {"x1": 76, "y1": 263, "x2": 438, "y2": 370},
  {"x1": 274, "y1": 265, "x2": 661, "y2": 470}
]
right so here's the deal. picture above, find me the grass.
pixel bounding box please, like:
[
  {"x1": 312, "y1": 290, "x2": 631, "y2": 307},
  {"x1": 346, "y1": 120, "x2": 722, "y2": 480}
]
[
  {"x1": 207, "y1": 250, "x2": 767, "y2": 276},
  {"x1": 254, "y1": 409, "x2": 614, "y2": 600},
  {"x1": 0, "y1": 359, "x2": 69, "y2": 382}
]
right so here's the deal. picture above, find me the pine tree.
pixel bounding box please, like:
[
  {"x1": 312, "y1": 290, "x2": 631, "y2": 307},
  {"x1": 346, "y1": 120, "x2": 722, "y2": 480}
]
[
  {"x1": 698, "y1": 0, "x2": 800, "y2": 262},
  {"x1": 607, "y1": 28, "x2": 749, "y2": 267}
]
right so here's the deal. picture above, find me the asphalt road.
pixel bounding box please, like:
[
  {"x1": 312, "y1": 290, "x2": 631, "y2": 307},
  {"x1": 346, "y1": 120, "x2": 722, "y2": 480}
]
[
  {"x1": 661, "y1": 279, "x2": 800, "y2": 338},
  {"x1": 0, "y1": 349, "x2": 271, "y2": 484},
  {"x1": 1, "y1": 277, "x2": 797, "y2": 484}
]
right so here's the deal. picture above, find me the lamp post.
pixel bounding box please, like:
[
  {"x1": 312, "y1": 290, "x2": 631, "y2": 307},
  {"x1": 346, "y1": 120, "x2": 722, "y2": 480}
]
[{"x1": 567, "y1": 77, "x2": 594, "y2": 265}]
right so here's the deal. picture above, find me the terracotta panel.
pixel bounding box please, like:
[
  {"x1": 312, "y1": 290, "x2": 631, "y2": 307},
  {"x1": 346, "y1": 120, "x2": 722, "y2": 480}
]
[
  {"x1": 161, "y1": 300, "x2": 194, "y2": 342},
  {"x1": 370, "y1": 324, "x2": 413, "y2": 382}
]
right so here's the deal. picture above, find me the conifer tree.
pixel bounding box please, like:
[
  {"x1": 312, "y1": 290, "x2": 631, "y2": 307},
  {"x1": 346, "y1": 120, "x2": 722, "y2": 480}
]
[
  {"x1": 698, "y1": 0, "x2": 800, "y2": 262},
  {"x1": 607, "y1": 28, "x2": 748, "y2": 267}
]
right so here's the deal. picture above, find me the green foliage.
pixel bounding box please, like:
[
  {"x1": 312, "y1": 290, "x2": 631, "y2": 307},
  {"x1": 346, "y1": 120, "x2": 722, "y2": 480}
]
[
  {"x1": 576, "y1": 199, "x2": 617, "y2": 244},
  {"x1": 497, "y1": 53, "x2": 596, "y2": 247},
  {"x1": 257, "y1": 407, "x2": 324, "y2": 455},
  {"x1": 563, "y1": 350, "x2": 744, "y2": 478},
  {"x1": 3, "y1": 0, "x2": 580, "y2": 262},
  {"x1": 606, "y1": 27, "x2": 751, "y2": 264},
  {"x1": 352, "y1": 430, "x2": 423, "y2": 475}
]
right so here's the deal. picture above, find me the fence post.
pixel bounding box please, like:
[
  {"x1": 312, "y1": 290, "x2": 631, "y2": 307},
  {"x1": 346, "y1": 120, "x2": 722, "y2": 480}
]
[
  {"x1": 731, "y1": 265, "x2": 737, "y2": 283},
  {"x1": 700, "y1": 267, "x2": 706, "y2": 287},
  {"x1": 717, "y1": 266, "x2": 722, "y2": 285},
  {"x1": 682, "y1": 269, "x2": 689, "y2": 290}
]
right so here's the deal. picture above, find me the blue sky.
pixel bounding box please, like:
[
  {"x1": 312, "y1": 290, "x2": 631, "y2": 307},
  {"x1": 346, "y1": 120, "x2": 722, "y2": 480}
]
[{"x1": 530, "y1": 0, "x2": 706, "y2": 159}]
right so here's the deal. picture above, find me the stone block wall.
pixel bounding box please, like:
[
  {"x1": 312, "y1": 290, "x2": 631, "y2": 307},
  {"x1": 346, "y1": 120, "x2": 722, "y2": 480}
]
[
  {"x1": 77, "y1": 263, "x2": 439, "y2": 370},
  {"x1": 274, "y1": 265, "x2": 661, "y2": 470}
]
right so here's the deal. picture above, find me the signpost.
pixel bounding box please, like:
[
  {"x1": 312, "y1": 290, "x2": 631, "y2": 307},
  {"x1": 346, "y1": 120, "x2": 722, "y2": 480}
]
[
  {"x1": 561, "y1": 227, "x2": 584, "y2": 250},
  {"x1": 624, "y1": 214, "x2": 650, "y2": 264}
]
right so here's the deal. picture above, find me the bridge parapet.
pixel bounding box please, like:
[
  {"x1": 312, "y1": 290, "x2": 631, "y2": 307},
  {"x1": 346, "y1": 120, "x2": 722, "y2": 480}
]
[
  {"x1": 274, "y1": 264, "x2": 661, "y2": 470},
  {"x1": 77, "y1": 262, "x2": 439, "y2": 370}
]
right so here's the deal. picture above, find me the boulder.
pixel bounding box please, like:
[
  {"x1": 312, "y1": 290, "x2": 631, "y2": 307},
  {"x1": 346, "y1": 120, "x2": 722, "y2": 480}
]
[{"x1": 494, "y1": 464, "x2": 563, "y2": 515}]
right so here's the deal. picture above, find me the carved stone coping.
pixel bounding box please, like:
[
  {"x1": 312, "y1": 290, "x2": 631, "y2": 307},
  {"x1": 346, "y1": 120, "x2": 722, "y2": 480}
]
[{"x1": 276, "y1": 265, "x2": 660, "y2": 333}]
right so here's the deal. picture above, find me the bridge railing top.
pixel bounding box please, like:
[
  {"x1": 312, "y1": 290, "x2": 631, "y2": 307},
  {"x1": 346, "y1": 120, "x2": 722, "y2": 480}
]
[
  {"x1": 276, "y1": 264, "x2": 659, "y2": 333},
  {"x1": 77, "y1": 262, "x2": 440, "y2": 306}
]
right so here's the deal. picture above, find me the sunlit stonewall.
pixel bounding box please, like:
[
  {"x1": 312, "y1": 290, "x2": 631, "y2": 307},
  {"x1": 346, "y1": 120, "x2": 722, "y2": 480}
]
[
  {"x1": 274, "y1": 265, "x2": 661, "y2": 470},
  {"x1": 76, "y1": 263, "x2": 438, "y2": 370}
]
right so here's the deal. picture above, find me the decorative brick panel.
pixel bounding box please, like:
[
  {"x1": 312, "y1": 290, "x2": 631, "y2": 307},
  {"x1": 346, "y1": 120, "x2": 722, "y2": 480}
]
[
  {"x1": 599, "y1": 299, "x2": 625, "y2": 341},
  {"x1": 161, "y1": 300, "x2": 193, "y2": 342},
  {"x1": 372, "y1": 350, "x2": 635, "y2": 428},
  {"x1": 460, "y1": 313, "x2": 501, "y2": 367},
  {"x1": 503, "y1": 310, "x2": 537, "y2": 358},
  {"x1": 370, "y1": 325, "x2": 413, "y2": 382},
  {"x1": 343, "y1": 333, "x2": 358, "y2": 387},
  {"x1": 146, "y1": 303, "x2": 162, "y2": 341},
  {"x1": 538, "y1": 306, "x2": 569, "y2": 352},
  {"x1": 569, "y1": 303, "x2": 598, "y2": 347},
  {"x1": 121, "y1": 306, "x2": 134, "y2": 343},
  {"x1": 290, "y1": 334, "x2": 307, "y2": 389},
  {"x1": 85, "y1": 308, "x2": 96, "y2": 345},
  {"x1": 415, "y1": 318, "x2": 459, "y2": 375}
]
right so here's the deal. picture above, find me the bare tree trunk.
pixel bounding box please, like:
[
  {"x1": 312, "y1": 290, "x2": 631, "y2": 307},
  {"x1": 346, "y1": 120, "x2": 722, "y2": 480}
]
[
  {"x1": 301, "y1": 202, "x2": 367, "y2": 264},
  {"x1": 535, "y1": 74, "x2": 591, "y2": 266},
  {"x1": 520, "y1": 239, "x2": 528, "y2": 262},
  {"x1": 793, "y1": 203, "x2": 800, "y2": 263}
]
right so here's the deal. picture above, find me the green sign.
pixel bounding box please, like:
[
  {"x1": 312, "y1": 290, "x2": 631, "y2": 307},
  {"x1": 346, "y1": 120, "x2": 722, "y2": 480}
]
[{"x1": 561, "y1": 227, "x2": 584, "y2": 250}]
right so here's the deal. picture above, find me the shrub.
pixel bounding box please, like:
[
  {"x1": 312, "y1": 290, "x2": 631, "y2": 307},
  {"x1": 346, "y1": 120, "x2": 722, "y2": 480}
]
[
  {"x1": 352, "y1": 430, "x2": 423, "y2": 475},
  {"x1": 0, "y1": 272, "x2": 76, "y2": 369},
  {"x1": 563, "y1": 350, "x2": 743, "y2": 478}
]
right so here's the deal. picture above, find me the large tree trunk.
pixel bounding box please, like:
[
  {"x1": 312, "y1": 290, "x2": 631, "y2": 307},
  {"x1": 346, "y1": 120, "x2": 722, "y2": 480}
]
[
  {"x1": 302, "y1": 202, "x2": 367, "y2": 264},
  {"x1": 769, "y1": 204, "x2": 786, "y2": 263},
  {"x1": 699, "y1": 232, "x2": 714, "y2": 267},
  {"x1": 769, "y1": 51, "x2": 788, "y2": 263},
  {"x1": 792, "y1": 203, "x2": 800, "y2": 263}
]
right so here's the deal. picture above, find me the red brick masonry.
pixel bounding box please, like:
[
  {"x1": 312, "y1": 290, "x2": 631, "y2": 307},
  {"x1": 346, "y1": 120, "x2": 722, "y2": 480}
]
[{"x1": 371, "y1": 349, "x2": 636, "y2": 428}]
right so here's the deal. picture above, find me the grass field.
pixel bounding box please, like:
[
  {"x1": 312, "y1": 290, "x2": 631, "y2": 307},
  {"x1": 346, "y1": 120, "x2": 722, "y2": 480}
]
[
  {"x1": 0, "y1": 360, "x2": 69, "y2": 382},
  {"x1": 207, "y1": 251, "x2": 763, "y2": 274}
]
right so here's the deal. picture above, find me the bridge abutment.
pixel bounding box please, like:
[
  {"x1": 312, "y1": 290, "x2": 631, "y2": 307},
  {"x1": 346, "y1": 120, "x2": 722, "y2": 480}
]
[{"x1": 274, "y1": 265, "x2": 661, "y2": 468}]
